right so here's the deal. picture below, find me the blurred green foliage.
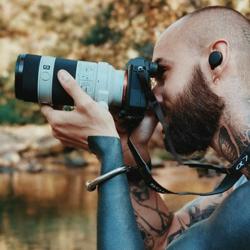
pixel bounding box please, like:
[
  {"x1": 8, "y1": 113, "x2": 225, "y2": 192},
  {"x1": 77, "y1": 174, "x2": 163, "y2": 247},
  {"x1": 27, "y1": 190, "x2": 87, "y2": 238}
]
[
  {"x1": 82, "y1": 4, "x2": 122, "y2": 46},
  {"x1": 0, "y1": 97, "x2": 44, "y2": 124},
  {"x1": 0, "y1": 0, "x2": 249, "y2": 124}
]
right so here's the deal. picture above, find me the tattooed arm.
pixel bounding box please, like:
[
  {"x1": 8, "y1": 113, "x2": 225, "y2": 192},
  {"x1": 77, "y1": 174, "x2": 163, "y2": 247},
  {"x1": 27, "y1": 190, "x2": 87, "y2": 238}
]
[
  {"x1": 129, "y1": 180, "x2": 173, "y2": 250},
  {"x1": 128, "y1": 178, "x2": 233, "y2": 250},
  {"x1": 166, "y1": 190, "x2": 232, "y2": 246},
  {"x1": 116, "y1": 115, "x2": 235, "y2": 249}
]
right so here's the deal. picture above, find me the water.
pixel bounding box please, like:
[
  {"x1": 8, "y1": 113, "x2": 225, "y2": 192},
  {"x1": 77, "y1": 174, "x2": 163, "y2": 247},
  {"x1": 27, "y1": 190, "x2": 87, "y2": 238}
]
[
  {"x1": 0, "y1": 169, "x2": 98, "y2": 250},
  {"x1": 0, "y1": 163, "x2": 221, "y2": 250}
]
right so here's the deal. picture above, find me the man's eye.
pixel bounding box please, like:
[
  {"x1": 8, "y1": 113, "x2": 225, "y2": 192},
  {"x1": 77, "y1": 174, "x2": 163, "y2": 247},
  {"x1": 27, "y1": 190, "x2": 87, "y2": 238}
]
[{"x1": 154, "y1": 71, "x2": 166, "y2": 85}]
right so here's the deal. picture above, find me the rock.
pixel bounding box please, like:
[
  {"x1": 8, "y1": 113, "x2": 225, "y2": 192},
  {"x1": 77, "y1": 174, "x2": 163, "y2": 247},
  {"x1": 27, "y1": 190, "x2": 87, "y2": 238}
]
[
  {"x1": 64, "y1": 150, "x2": 88, "y2": 168},
  {"x1": 151, "y1": 156, "x2": 164, "y2": 168},
  {"x1": 0, "y1": 131, "x2": 29, "y2": 154},
  {"x1": 0, "y1": 125, "x2": 63, "y2": 157},
  {"x1": 0, "y1": 151, "x2": 21, "y2": 167},
  {"x1": 31, "y1": 135, "x2": 64, "y2": 156},
  {"x1": 16, "y1": 159, "x2": 43, "y2": 173},
  {"x1": 0, "y1": 125, "x2": 89, "y2": 171}
]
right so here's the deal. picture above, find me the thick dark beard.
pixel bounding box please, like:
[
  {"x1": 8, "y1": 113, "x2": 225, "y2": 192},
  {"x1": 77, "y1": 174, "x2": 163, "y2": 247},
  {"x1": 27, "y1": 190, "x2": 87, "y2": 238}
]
[{"x1": 164, "y1": 66, "x2": 225, "y2": 155}]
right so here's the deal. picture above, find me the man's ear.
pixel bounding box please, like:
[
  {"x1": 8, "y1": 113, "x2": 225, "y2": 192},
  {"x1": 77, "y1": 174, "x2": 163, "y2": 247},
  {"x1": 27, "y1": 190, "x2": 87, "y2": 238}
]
[{"x1": 208, "y1": 40, "x2": 230, "y2": 82}]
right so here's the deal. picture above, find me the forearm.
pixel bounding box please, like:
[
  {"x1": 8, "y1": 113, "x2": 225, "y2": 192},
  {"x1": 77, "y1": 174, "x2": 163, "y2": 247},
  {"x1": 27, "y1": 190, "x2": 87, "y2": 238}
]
[
  {"x1": 88, "y1": 136, "x2": 144, "y2": 250},
  {"x1": 128, "y1": 179, "x2": 174, "y2": 250},
  {"x1": 128, "y1": 174, "x2": 233, "y2": 249}
]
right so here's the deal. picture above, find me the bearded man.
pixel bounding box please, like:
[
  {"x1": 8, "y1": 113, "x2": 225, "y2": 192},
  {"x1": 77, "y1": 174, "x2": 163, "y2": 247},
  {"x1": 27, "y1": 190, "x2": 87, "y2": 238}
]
[{"x1": 42, "y1": 6, "x2": 250, "y2": 250}]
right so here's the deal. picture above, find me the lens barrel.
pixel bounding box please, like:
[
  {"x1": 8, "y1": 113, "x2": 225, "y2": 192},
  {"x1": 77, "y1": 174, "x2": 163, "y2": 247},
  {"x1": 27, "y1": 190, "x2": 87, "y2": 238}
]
[
  {"x1": 15, "y1": 54, "x2": 79, "y2": 105},
  {"x1": 14, "y1": 54, "x2": 125, "y2": 106}
]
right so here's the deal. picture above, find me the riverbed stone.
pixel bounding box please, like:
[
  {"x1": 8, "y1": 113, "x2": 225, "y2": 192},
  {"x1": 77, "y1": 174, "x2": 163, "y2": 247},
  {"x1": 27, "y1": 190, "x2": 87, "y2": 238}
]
[{"x1": 0, "y1": 125, "x2": 87, "y2": 171}]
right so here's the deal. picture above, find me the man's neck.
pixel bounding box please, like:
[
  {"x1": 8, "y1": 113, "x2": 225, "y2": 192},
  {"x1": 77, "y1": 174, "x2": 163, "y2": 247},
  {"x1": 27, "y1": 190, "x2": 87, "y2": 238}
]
[{"x1": 211, "y1": 108, "x2": 250, "y2": 178}]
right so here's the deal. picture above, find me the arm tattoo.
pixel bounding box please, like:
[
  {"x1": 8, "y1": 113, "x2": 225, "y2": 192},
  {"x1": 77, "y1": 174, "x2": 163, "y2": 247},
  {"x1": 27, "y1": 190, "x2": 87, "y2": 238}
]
[
  {"x1": 131, "y1": 180, "x2": 150, "y2": 202},
  {"x1": 167, "y1": 216, "x2": 186, "y2": 244},
  {"x1": 187, "y1": 204, "x2": 217, "y2": 225},
  {"x1": 167, "y1": 205, "x2": 217, "y2": 244},
  {"x1": 167, "y1": 193, "x2": 225, "y2": 244},
  {"x1": 134, "y1": 212, "x2": 155, "y2": 249},
  {"x1": 129, "y1": 180, "x2": 173, "y2": 249}
]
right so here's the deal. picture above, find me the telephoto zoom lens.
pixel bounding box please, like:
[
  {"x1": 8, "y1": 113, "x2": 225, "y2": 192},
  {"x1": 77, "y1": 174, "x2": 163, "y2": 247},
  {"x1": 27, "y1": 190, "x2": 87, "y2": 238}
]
[{"x1": 15, "y1": 54, "x2": 125, "y2": 106}]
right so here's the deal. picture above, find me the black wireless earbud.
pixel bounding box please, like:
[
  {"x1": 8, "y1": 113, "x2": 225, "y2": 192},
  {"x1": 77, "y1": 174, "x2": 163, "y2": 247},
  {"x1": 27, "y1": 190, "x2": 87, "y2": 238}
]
[{"x1": 208, "y1": 51, "x2": 223, "y2": 70}]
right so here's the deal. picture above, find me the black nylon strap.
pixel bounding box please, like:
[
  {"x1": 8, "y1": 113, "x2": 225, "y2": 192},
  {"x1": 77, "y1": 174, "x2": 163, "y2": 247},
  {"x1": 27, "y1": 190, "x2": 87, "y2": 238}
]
[
  {"x1": 128, "y1": 138, "x2": 250, "y2": 195},
  {"x1": 182, "y1": 160, "x2": 228, "y2": 174}
]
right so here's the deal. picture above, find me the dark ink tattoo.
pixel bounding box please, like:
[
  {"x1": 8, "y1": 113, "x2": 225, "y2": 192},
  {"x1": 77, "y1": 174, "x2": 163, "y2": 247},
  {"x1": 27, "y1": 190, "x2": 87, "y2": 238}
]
[
  {"x1": 167, "y1": 216, "x2": 186, "y2": 244},
  {"x1": 218, "y1": 126, "x2": 238, "y2": 162},
  {"x1": 130, "y1": 180, "x2": 150, "y2": 202},
  {"x1": 187, "y1": 204, "x2": 216, "y2": 225},
  {"x1": 134, "y1": 212, "x2": 155, "y2": 250},
  {"x1": 218, "y1": 124, "x2": 250, "y2": 178},
  {"x1": 167, "y1": 195, "x2": 223, "y2": 244},
  {"x1": 167, "y1": 205, "x2": 217, "y2": 244},
  {"x1": 130, "y1": 180, "x2": 173, "y2": 249},
  {"x1": 242, "y1": 27, "x2": 250, "y2": 44},
  {"x1": 236, "y1": 129, "x2": 250, "y2": 150}
]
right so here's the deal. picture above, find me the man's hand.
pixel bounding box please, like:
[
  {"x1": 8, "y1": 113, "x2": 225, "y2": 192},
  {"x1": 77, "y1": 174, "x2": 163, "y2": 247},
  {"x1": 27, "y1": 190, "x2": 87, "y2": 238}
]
[
  {"x1": 41, "y1": 69, "x2": 119, "y2": 150},
  {"x1": 114, "y1": 111, "x2": 158, "y2": 166}
]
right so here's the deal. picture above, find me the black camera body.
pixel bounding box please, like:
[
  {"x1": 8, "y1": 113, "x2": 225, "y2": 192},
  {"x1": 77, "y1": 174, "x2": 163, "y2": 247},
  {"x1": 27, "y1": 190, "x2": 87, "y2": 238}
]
[{"x1": 119, "y1": 57, "x2": 158, "y2": 123}]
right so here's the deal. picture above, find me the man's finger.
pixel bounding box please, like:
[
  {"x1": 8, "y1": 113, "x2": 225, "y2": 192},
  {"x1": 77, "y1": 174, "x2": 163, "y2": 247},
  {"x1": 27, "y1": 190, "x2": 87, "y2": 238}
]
[
  {"x1": 131, "y1": 111, "x2": 158, "y2": 144},
  {"x1": 57, "y1": 69, "x2": 93, "y2": 107},
  {"x1": 41, "y1": 105, "x2": 60, "y2": 124},
  {"x1": 41, "y1": 105, "x2": 75, "y2": 126},
  {"x1": 41, "y1": 105, "x2": 53, "y2": 118}
]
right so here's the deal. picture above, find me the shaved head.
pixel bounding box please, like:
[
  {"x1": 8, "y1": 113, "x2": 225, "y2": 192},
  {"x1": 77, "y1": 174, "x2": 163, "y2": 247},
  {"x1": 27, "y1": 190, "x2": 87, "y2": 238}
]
[
  {"x1": 156, "y1": 6, "x2": 250, "y2": 63},
  {"x1": 185, "y1": 6, "x2": 250, "y2": 59}
]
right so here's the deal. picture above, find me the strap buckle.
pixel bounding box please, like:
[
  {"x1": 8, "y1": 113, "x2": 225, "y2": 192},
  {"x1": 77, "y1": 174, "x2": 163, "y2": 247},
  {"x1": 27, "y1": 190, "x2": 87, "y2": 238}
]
[{"x1": 85, "y1": 165, "x2": 130, "y2": 191}]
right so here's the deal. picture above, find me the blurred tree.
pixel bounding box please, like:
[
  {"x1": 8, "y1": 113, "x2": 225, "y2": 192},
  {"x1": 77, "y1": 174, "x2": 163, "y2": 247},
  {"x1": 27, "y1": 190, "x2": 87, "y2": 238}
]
[{"x1": 82, "y1": 4, "x2": 122, "y2": 46}]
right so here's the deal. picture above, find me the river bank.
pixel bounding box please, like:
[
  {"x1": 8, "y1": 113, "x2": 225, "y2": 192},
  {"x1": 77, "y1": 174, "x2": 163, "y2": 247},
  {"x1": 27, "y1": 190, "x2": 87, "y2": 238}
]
[{"x1": 0, "y1": 125, "x2": 98, "y2": 172}]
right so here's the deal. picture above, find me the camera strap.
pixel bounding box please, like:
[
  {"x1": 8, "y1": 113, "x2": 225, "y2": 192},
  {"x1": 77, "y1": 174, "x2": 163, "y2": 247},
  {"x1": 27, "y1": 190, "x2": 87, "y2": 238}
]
[
  {"x1": 129, "y1": 67, "x2": 249, "y2": 196},
  {"x1": 128, "y1": 137, "x2": 250, "y2": 195}
]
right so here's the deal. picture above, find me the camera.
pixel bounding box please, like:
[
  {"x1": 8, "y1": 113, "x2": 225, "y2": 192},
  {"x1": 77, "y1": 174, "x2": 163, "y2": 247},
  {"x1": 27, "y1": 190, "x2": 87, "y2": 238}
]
[{"x1": 15, "y1": 54, "x2": 159, "y2": 124}]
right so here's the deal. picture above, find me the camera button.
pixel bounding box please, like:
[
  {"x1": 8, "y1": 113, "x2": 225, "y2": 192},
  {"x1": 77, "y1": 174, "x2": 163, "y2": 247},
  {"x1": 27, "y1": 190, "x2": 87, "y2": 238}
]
[{"x1": 41, "y1": 71, "x2": 50, "y2": 81}]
